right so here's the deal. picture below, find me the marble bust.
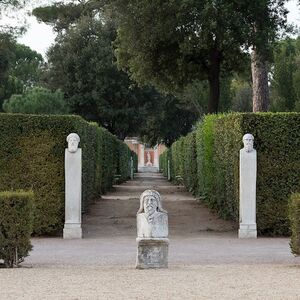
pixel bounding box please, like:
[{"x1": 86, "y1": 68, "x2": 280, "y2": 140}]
[
  {"x1": 137, "y1": 190, "x2": 168, "y2": 238},
  {"x1": 242, "y1": 133, "x2": 255, "y2": 153},
  {"x1": 66, "y1": 133, "x2": 80, "y2": 153}
]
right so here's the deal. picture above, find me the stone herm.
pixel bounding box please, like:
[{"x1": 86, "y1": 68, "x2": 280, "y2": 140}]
[
  {"x1": 63, "y1": 132, "x2": 82, "y2": 239},
  {"x1": 239, "y1": 133, "x2": 257, "y2": 239},
  {"x1": 136, "y1": 189, "x2": 169, "y2": 269}
]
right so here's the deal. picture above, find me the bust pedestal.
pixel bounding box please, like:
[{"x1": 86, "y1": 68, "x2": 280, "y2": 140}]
[
  {"x1": 136, "y1": 238, "x2": 169, "y2": 269},
  {"x1": 239, "y1": 149, "x2": 257, "y2": 239},
  {"x1": 63, "y1": 148, "x2": 82, "y2": 239},
  {"x1": 136, "y1": 211, "x2": 169, "y2": 269}
]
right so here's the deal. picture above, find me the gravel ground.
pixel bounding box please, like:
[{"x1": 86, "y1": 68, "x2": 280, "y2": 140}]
[
  {"x1": 2, "y1": 173, "x2": 299, "y2": 299},
  {"x1": 2, "y1": 264, "x2": 300, "y2": 299},
  {"x1": 1, "y1": 234, "x2": 299, "y2": 300}
]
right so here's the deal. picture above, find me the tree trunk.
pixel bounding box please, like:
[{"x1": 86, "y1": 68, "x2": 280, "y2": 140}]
[
  {"x1": 251, "y1": 49, "x2": 269, "y2": 112},
  {"x1": 207, "y1": 49, "x2": 221, "y2": 114}
]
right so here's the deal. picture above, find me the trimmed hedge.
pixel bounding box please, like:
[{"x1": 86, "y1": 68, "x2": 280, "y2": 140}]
[
  {"x1": 0, "y1": 113, "x2": 136, "y2": 235},
  {"x1": 160, "y1": 113, "x2": 300, "y2": 236},
  {"x1": 0, "y1": 191, "x2": 34, "y2": 268},
  {"x1": 289, "y1": 193, "x2": 300, "y2": 255}
]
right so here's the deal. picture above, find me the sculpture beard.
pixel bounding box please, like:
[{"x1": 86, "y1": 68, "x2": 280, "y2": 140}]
[
  {"x1": 244, "y1": 141, "x2": 254, "y2": 153},
  {"x1": 68, "y1": 140, "x2": 79, "y2": 153},
  {"x1": 144, "y1": 199, "x2": 157, "y2": 224}
]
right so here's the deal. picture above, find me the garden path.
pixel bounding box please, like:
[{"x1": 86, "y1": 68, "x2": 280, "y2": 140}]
[
  {"x1": 82, "y1": 172, "x2": 237, "y2": 238},
  {"x1": 3, "y1": 172, "x2": 300, "y2": 299}
]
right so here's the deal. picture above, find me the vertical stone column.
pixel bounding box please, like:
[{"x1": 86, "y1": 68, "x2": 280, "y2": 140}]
[
  {"x1": 239, "y1": 133, "x2": 257, "y2": 238},
  {"x1": 63, "y1": 133, "x2": 82, "y2": 239},
  {"x1": 139, "y1": 144, "x2": 145, "y2": 168},
  {"x1": 130, "y1": 156, "x2": 134, "y2": 180},
  {"x1": 154, "y1": 145, "x2": 159, "y2": 168}
]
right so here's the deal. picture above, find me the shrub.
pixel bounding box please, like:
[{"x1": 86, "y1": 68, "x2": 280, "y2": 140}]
[
  {"x1": 0, "y1": 190, "x2": 34, "y2": 268},
  {"x1": 3, "y1": 87, "x2": 69, "y2": 115},
  {"x1": 289, "y1": 193, "x2": 300, "y2": 255},
  {"x1": 0, "y1": 113, "x2": 134, "y2": 234},
  {"x1": 183, "y1": 132, "x2": 197, "y2": 193}
]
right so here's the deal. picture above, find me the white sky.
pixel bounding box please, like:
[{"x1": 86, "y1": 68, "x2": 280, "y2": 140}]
[{"x1": 3, "y1": 0, "x2": 300, "y2": 59}]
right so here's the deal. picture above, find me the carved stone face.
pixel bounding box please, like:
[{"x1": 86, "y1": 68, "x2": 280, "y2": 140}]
[
  {"x1": 67, "y1": 133, "x2": 80, "y2": 153},
  {"x1": 143, "y1": 195, "x2": 158, "y2": 216},
  {"x1": 243, "y1": 134, "x2": 254, "y2": 153}
]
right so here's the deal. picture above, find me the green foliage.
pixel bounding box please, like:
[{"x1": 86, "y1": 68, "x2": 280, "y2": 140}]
[
  {"x1": 164, "y1": 112, "x2": 300, "y2": 236},
  {"x1": 183, "y1": 132, "x2": 197, "y2": 192},
  {"x1": 0, "y1": 42, "x2": 45, "y2": 112},
  {"x1": 0, "y1": 33, "x2": 16, "y2": 108},
  {"x1": 12, "y1": 44, "x2": 44, "y2": 88},
  {"x1": 288, "y1": 193, "x2": 300, "y2": 255},
  {"x1": 3, "y1": 87, "x2": 69, "y2": 114},
  {"x1": 171, "y1": 138, "x2": 185, "y2": 180},
  {"x1": 271, "y1": 37, "x2": 300, "y2": 112},
  {"x1": 32, "y1": 1, "x2": 102, "y2": 32},
  {"x1": 159, "y1": 150, "x2": 167, "y2": 176},
  {"x1": 138, "y1": 91, "x2": 199, "y2": 147},
  {"x1": 110, "y1": 0, "x2": 287, "y2": 112},
  {"x1": 0, "y1": 113, "x2": 134, "y2": 234},
  {"x1": 46, "y1": 17, "x2": 152, "y2": 139},
  {"x1": 43, "y1": 14, "x2": 197, "y2": 143},
  {"x1": 0, "y1": 190, "x2": 34, "y2": 268}
]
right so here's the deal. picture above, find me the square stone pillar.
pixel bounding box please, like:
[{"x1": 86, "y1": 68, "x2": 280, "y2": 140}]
[
  {"x1": 136, "y1": 238, "x2": 169, "y2": 269},
  {"x1": 239, "y1": 134, "x2": 257, "y2": 239},
  {"x1": 63, "y1": 136, "x2": 82, "y2": 239}
]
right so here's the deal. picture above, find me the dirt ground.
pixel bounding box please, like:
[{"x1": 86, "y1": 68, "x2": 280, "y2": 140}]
[{"x1": 1, "y1": 173, "x2": 299, "y2": 300}]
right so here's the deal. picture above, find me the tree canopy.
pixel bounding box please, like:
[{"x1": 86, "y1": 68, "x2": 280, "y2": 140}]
[
  {"x1": 107, "y1": 0, "x2": 288, "y2": 113},
  {"x1": 3, "y1": 87, "x2": 68, "y2": 114},
  {"x1": 43, "y1": 14, "x2": 197, "y2": 141}
]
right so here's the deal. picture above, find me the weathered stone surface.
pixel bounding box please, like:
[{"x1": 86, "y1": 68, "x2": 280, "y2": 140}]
[
  {"x1": 63, "y1": 223, "x2": 82, "y2": 239},
  {"x1": 137, "y1": 212, "x2": 168, "y2": 238},
  {"x1": 136, "y1": 238, "x2": 169, "y2": 269},
  {"x1": 239, "y1": 133, "x2": 257, "y2": 239},
  {"x1": 63, "y1": 133, "x2": 82, "y2": 239},
  {"x1": 136, "y1": 189, "x2": 169, "y2": 268}
]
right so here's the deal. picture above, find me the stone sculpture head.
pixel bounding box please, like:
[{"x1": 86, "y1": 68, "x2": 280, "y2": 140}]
[
  {"x1": 242, "y1": 133, "x2": 254, "y2": 153},
  {"x1": 67, "y1": 133, "x2": 80, "y2": 153},
  {"x1": 137, "y1": 190, "x2": 167, "y2": 223}
]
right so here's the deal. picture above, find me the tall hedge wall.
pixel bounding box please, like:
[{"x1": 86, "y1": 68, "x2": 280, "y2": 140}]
[
  {"x1": 0, "y1": 113, "x2": 136, "y2": 235},
  {"x1": 160, "y1": 113, "x2": 300, "y2": 236}
]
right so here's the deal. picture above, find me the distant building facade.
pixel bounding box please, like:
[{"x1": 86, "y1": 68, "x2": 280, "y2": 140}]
[{"x1": 124, "y1": 137, "x2": 166, "y2": 172}]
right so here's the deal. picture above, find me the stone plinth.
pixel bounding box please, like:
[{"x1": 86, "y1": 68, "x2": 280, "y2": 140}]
[
  {"x1": 136, "y1": 238, "x2": 169, "y2": 269},
  {"x1": 63, "y1": 223, "x2": 82, "y2": 239},
  {"x1": 239, "y1": 223, "x2": 257, "y2": 238}
]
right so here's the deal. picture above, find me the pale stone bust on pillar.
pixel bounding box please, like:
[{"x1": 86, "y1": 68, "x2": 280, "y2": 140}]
[
  {"x1": 136, "y1": 190, "x2": 169, "y2": 269},
  {"x1": 137, "y1": 190, "x2": 168, "y2": 238},
  {"x1": 239, "y1": 133, "x2": 257, "y2": 238},
  {"x1": 63, "y1": 133, "x2": 82, "y2": 239}
]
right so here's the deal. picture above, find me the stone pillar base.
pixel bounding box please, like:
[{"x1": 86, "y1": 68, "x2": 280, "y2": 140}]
[
  {"x1": 136, "y1": 238, "x2": 169, "y2": 269},
  {"x1": 238, "y1": 223, "x2": 257, "y2": 238},
  {"x1": 63, "y1": 223, "x2": 82, "y2": 239}
]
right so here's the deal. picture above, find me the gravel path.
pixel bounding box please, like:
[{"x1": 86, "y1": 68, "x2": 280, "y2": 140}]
[{"x1": 2, "y1": 173, "x2": 300, "y2": 299}]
